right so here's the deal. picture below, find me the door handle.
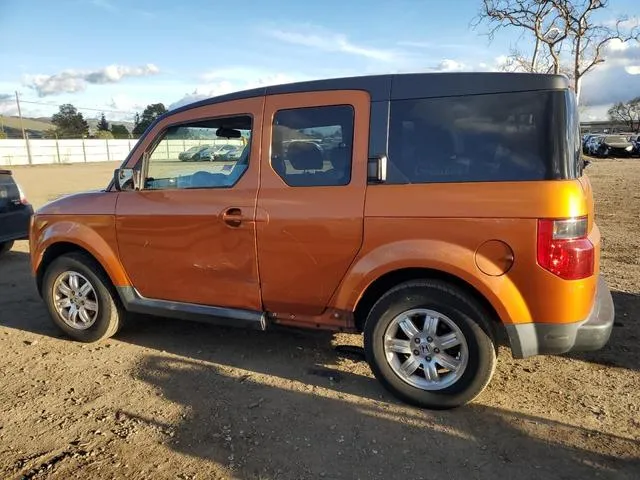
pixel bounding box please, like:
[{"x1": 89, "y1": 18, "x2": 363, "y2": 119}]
[{"x1": 222, "y1": 207, "x2": 244, "y2": 227}]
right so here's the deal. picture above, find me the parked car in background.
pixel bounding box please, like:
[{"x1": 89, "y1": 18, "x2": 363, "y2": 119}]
[
  {"x1": 584, "y1": 135, "x2": 602, "y2": 155},
  {"x1": 213, "y1": 144, "x2": 243, "y2": 161},
  {"x1": 178, "y1": 144, "x2": 210, "y2": 161},
  {"x1": 628, "y1": 134, "x2": 640, "y2": 157},
  {"x1": 582, "y1": 134, "x2": 599, "y2": 154},
  {"x1": 30, "y1": 72, "x2": 613, "y2": 410},
  {"x1": 196, "y1": 143, "x2": 240, "y2": 161},
  {"x1": 0, "y1": 169, "x2": 33, "y2": 257},
  {"x1": 592, "y1": 135, "x2": 634, "y2": 157}
]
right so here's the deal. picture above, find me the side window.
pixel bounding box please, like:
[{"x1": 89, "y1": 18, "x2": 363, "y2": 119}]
[
  {"x1": 144, "y1": 115, "x2": 251, "y2": 190},
  {"x1": 387, "y1": 91, "x2": 565, "y2": 184},
  {"x1": 271, "y1": 105, "x2": 354, "y2": 187}
]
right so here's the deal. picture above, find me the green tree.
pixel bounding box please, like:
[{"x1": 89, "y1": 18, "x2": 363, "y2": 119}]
[
  {"x1": 97, "y1": 113, "x2": 110, "y2": 131},
  {"x1": 51, "y1": 104, "x2": 89, "y2": 138},
  {"x1": 132, "y1": 103, "x2": 167, "y2": 135},
  {"x1": 43, "y1": 128, "x2": 58, "y2": 139},
  {"x1": 95, "y1": 130, "x2": 114, "y2": 139},
  {"x1": 111, "y1": 124, "x2": 130, "y2": 139},
  {"x1": 0, "y1": 131, "x2": 6, "y2": 139}
]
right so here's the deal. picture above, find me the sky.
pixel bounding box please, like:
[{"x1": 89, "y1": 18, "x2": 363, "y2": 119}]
[{"x1": 0, "y1": 0, "x2": 638, "y2": 123}]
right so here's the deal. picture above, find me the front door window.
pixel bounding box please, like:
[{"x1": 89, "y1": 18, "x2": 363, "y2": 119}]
[{"x1": 144, "y1": 115, "x2": 252, "y2": 190}]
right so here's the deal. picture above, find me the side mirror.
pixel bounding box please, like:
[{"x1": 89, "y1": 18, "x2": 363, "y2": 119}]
[
  {"x1": 113, "y1": 168, "x2": 139, "y2": 191},
  {"x1": 368, "y1": 154, "x2": 388, "y2": 183}
]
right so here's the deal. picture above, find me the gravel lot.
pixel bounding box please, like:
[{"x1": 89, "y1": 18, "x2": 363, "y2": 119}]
[{"x1": 1, "y1": 160, "x2": 639, "y2": 479}]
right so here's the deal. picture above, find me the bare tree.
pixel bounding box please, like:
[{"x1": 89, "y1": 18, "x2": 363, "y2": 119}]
[
  {"x1": 474, "y1": 1, "x2": 568, "y2": 73},
  {"x1": 474, "y1": 0, "x2": 640, "y2": 101},
  {"x1": 608, "y1": 97, "x2": 640, "y2": 132}
]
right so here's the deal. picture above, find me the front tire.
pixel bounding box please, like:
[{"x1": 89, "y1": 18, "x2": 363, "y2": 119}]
[
  {"x1": 364, "y1": 280, "x2": 497, "y2": 409},
  {"x1": 42, "y1": 252, "x2": 123, "y2": 342}
]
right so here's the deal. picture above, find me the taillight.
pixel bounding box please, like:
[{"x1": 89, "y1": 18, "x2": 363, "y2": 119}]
[
  {"x1": 16, "y1": 183, "x2": 29, "y2": 205},
  {"x1": 537, "y1": 217, "x2": 594, "y2": 280}
]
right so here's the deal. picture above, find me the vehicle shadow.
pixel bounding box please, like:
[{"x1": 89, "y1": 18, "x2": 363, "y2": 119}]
[
  {"x1": 118, "y1": 316, "x2": 384, "y2": 402},
  {"x1": 2, "y1": 249, "x2": 640, "y2": 477},
  {"x1": 127, "y1": 352, "x2": 640, "y2": 479},
  {"x1": 563, "y1": 290, "x2": 640, "y2": 371}
]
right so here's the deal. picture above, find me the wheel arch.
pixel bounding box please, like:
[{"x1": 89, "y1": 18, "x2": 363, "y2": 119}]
[
  {"x1": 32, "y1": 218, "x2": 131, "y2": 297},
  {"x1": 353, "y1": 267, "x2": 504, "y2": 338},
  {"x1": 36, "y1": 242, "x2": 108, "y2": 295}
]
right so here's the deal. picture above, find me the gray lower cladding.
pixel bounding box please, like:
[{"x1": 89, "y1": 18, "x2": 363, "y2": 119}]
[
  {"x1": 505, "y1": 276, "x2": 615, "y2": 359},
  {"x1": 117, "y1": 286, "x2": 267, "y2": 331}
]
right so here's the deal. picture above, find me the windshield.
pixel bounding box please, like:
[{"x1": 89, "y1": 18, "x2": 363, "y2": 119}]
[{"x1": 605, "y1": 136, "x2": 628, "y2": 143}]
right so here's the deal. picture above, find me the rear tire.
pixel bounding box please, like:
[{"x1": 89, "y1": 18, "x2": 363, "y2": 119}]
[
  {"x1": 364, "y1": 280, "x2": 497, "y2": 409},
  {"x1": 42, "y1": 252, "x2": 123, "y2": 342},
  {"x1": 0, "y1": 240, "x2": 15, "y2": 257}
]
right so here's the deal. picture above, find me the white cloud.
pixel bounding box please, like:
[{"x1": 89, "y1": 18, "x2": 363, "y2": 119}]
[
  {"x1": 607, "y1": 38, "x2": 630, "y2": 52},
  {"x1": 581, "y1": 42, "x2": 640, "y2": 109},
  {"x1": 23, "y1": 64, "x2": 160, "y2": 97},
  {"x1": 170, "y1": 70, "x2": 306, "y2": 110},
  {"x1": 266, "y1": 27, "x2": 398, "y2": 62},
  {"x1": 432, "y1": 59, "x2": 467, "y2": 72},
  {"x1": 604, "y1": 17, "x2": 640, "y2": 30},
  {"x1": 0, "y1": 93, "x2": 17, "y2": 116}
]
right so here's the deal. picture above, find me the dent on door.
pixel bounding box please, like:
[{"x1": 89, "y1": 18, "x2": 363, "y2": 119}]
[{"x1": 115, "y1": 97, "x2": 264, "y2": 311}]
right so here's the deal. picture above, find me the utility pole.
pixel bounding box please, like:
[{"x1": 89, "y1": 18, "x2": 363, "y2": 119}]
[{"x1": 15, "y1": 91, "x2": 33, "y2": 165}]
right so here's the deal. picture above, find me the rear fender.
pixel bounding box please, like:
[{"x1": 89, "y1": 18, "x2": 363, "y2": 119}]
[{"x1": 330, "y1": 239, "x2": 532, "y2": 325}]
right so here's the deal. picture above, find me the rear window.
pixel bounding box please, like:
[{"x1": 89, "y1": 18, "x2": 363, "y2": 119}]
[
  {"x1": 0, "y1": 172, "x2": 19, "y2": 213},
  {"x1": 0, "y1": 172, "x2": 16, "y2": 187},
  {"x1": 386, "y1": 90, "x2": 576, "y2": 184}
]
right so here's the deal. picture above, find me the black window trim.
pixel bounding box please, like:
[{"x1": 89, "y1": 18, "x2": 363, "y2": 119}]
[{"x1": 140, "y1": 112, "x2": 254, "y2": 191}]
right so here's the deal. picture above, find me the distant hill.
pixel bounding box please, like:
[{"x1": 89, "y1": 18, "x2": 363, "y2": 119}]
[
  {"x1": 0, "y1": 115, "x2": 134, "y2": 139},
  {"x1": 1, "y1": 116, "x2": 52, "y2": 132}
]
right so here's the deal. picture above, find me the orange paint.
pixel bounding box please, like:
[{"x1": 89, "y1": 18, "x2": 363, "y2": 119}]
[{"x1": 29, "y1": 87, "x2": 600, "y2": 333}]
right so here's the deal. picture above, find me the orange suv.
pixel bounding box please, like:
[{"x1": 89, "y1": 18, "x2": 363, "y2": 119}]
[{"x1": 30, "y1": 73, "x2": 614, "y2": 409}]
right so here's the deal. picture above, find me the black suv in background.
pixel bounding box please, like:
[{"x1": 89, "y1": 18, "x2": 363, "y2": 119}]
[{"x1": 0, "y1": 169, "x2": 33, "y2": 256}]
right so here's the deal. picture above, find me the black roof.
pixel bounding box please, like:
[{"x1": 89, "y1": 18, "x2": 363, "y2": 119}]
[{"x1": 169, "y1": 72, "x2": 569, "y2": 117}]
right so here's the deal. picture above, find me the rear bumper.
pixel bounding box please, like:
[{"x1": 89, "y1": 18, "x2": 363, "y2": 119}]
[
  {"x1": 506, "y1": 276, "x2": 615, "y2": 359},
  {"x1": 0, "y1": 204, "x2": 33, "y2": 243}
]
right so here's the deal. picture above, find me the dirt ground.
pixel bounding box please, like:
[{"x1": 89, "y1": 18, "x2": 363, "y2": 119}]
[{"x1": 1, "y1": 160, "x2": 639, "y2": 480}]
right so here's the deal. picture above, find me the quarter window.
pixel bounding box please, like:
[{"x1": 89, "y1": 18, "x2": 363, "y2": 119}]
[
  {"x1": 387, "y1": 91, "x2": 568, "y2": 184},
  {"x1": 271, "y1": 105, "x2": 354, "y2": 187},
  {"x1": 144, "y1": 115, "x2": 251, "y2": 190}
]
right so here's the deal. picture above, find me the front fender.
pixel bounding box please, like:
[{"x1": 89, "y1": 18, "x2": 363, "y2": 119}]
[
  {"x1": 31, "y1": 216, "x2": 131, "y2": 287},
  {"x1": 330, "y1": 239, "x2": 531, "y2": 325}
]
